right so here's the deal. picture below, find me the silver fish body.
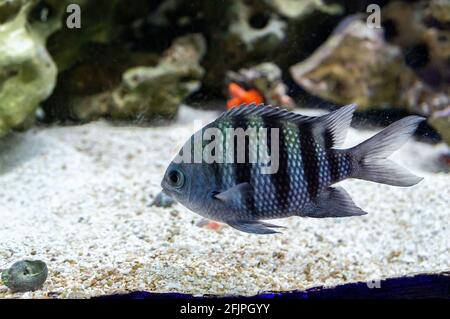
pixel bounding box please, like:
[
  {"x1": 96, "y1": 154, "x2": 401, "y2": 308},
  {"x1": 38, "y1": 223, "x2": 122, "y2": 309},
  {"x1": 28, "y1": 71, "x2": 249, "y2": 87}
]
[{"x1": 161, "y1": 104, "x2": 424, "y2": 234}]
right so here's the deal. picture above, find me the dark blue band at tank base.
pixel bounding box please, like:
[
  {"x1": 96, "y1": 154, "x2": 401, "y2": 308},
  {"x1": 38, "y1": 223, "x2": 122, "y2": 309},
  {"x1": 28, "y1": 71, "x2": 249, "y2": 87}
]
[{"x1": 98, "y1": 272, "x2": 450, "y2": 299}]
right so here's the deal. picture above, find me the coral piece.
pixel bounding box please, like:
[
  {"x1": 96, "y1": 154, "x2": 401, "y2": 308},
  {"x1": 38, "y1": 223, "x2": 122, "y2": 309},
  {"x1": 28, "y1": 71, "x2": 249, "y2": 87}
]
[
  {"x1": 430, "y1": 107, "x2": 450, "y2": 145},
  {"x1": 0, "y1": 0, "x2": 58, "y2": 137},
  {"x1": 290, "y1": 16, "x2": 416, "y2": 109},
  {"x1": 265, "y1": 0, "x2": 342, "y2": 20},
  {"x1": 289, "y1": 15, "x2": 450, "y2": 144},
  {"x1": 71, "y1": 34, "x2": 206, "y2": 121},
  {"x1": 226, "y1": 0, "x2": 286, "y2": 54},
  {"x1": 382, "y1": 0, "x2": 450, "y2": 143},
  {"x1": 429, "y1": 0, "x2": 450, "y2": 23},
  {"x1": 227, "y1": 62, "x2": 294, "y2": 109},
  {"x1": 202, "y1": 0, "x2": 287, "y2": 93},
  {"x1": 185, "y1": 0, "x2": 343, "y2": 94},
  {"x1": 268, "y1": 0, "x2": 344, "y2": 72},
  {"x1": 383, "y1": 0, "x2": 450, "y2": 93},
  {"x1": 47, "y1": 0, "x2": 122, "y2": 72}
]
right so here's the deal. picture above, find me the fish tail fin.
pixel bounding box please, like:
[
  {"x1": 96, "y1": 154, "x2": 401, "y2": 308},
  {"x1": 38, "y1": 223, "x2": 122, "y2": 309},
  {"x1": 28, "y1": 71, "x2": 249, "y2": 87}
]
[{"x1": 349, "y1": 116, "x2": 425, "y2": 187}]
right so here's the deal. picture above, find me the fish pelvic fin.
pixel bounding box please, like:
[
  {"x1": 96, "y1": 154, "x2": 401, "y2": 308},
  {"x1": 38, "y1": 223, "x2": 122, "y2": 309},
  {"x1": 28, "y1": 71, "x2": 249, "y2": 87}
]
[
  {"x1": 300, "y1": 186, "x2": 367, "y2": 218},
  {"x1": 226, "y1": 220, "x2": 285, "y2": 235},
  {"x1": 349, "y1": 116, "x2": 425, "y2": 187}
]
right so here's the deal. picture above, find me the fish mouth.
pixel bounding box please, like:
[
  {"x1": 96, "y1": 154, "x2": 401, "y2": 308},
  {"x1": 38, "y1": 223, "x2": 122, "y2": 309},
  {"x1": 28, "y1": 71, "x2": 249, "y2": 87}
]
[{"x1": 160, "y1": 179, "x2": 171, "y2": 195}]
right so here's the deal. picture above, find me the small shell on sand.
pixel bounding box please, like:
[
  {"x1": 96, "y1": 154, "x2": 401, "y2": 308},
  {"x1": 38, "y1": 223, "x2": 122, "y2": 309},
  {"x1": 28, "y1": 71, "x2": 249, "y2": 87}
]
[
  {"x1": 0, "y1": 107, "x2": 449, "y2": 298},
  {"x1": 2, "y1": 260, "x2": 48, "y2": 292}
]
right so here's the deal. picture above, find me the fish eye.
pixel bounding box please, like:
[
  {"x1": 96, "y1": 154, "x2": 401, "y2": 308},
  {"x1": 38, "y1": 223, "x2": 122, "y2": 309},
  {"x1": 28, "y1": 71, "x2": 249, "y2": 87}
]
[{"x1": 167, "y1": 169, "x2": 185, "y2": 189}]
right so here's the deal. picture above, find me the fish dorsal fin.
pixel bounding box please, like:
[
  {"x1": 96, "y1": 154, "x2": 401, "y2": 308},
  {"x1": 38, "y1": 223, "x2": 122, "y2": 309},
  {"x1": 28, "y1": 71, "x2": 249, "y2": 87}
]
[
  {"x1": 217, "y1": 103, "x2": 357, "y2": 148},
  {"x1": 311, "y1": 104, "x2": 356, "y2": 148},
  {"x1": 217, "y1": 103, "x2": 316, "y2": 125}
]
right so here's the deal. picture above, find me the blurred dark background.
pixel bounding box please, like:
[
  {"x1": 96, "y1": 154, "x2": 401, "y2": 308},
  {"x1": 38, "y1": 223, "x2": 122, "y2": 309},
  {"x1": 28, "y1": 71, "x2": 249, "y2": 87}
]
[{"x1": 0, "y1": 0, "x2": 448, "y2": 143}]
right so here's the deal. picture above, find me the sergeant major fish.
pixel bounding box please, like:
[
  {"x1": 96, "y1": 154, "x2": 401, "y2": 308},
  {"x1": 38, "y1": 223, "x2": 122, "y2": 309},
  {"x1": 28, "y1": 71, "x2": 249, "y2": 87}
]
[{"x1": 161, "y1": 104, "x2": 424, "y2": 234}]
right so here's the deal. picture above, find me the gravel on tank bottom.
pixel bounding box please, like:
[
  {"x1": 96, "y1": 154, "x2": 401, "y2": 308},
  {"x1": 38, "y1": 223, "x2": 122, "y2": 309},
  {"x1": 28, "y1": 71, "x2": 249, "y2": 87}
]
[{"x1": 0, "y1": 106, "x2": 449, "y2": 298}]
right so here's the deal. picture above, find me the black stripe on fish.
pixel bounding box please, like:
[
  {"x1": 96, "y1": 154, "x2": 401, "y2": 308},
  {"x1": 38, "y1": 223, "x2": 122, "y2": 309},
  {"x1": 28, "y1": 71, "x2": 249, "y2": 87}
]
[
  {"x1": 288, "y1": 125, "x2": 302, "y2": 206},
  {"x1": 272, "y1": 122, "x2": 291, "y2": 211},
  {"x1": 200, "y1": 125, "x2": 222, "y2": 189},
  {"x1": 339, "y1": 153, "x2": 352, "y2": 180},
  {"x1": 299, "y1": 127, "x2": 320, "y2": 199},
  {"x1": 323, "y1": 130, "x2": 334, "y2": 149},
  {"x1": 230, "y1": 117, "x2": 256, "y2": 214},
  {"x1": 262, "y1": 118, "x2": 291, "y2": 211},
  {"x1": 210, "y1": 160, "x2": 222, "y2": 189},
  {"x1": 345, "y1": 153, "x2": 353, "y2": 177},
  {"x1": 327, "y1": 150, "x2": 340, "y2": 184}
]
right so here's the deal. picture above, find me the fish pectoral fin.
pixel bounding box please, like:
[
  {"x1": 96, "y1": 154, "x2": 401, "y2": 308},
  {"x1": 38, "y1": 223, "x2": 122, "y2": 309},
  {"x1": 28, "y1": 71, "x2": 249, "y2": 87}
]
[
  {"x1": 226, "y1": 220, "x2": 284, "y2": 235},
  {"x1": 213, "y1": 182, "x2": 254, "y2": 203},
  {"x1": 300, "y1": 186, "x2": 367, "y2": 218}
]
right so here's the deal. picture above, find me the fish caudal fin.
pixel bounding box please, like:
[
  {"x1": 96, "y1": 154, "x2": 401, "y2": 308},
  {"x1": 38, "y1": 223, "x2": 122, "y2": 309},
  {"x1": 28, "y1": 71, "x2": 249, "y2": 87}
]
[{"x1": 349, "y1": 116, "x2": 425, "y2": 187}]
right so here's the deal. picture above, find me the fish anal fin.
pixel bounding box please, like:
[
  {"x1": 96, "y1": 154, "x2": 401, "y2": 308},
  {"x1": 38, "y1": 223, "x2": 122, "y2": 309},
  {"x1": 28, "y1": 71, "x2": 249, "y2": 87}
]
[
  {"x1": 300, "y1": 186, "x2": 367, "y2": 218},
  {"x1": 227, "y1": 220, "x2": 284, "y2": 235}
]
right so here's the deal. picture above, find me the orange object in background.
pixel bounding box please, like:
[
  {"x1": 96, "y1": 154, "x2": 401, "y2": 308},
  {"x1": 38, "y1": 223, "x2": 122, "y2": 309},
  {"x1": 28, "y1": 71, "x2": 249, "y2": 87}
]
[{"x1": 227, "y1": 82, "x2": 264, "y2": 109}]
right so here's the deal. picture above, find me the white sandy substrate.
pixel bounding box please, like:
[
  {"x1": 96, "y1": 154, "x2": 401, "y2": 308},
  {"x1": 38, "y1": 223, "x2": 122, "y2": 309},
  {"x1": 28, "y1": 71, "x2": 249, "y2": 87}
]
[{"x1": 0, "y1": 106, "x2": 449, "y2": 298}]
